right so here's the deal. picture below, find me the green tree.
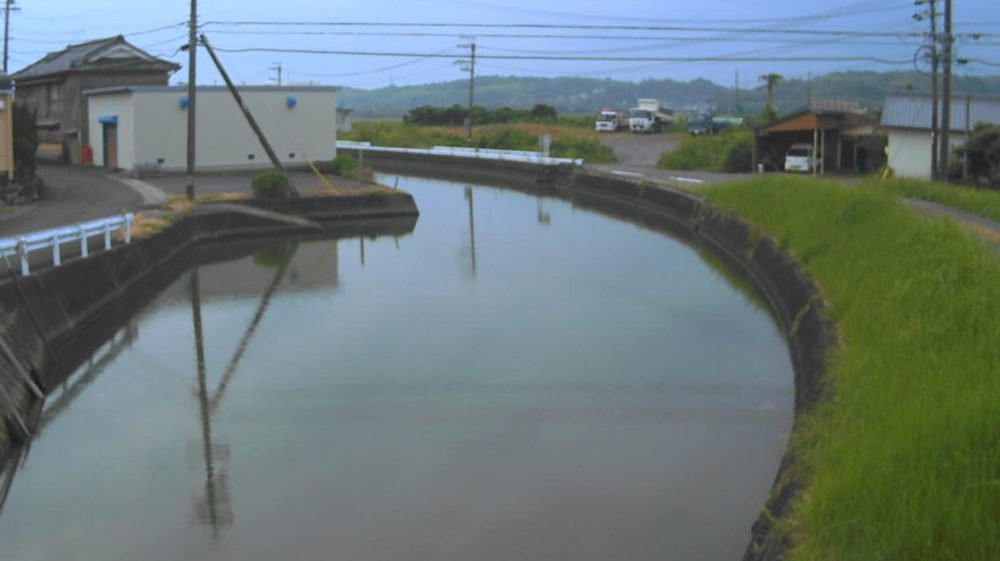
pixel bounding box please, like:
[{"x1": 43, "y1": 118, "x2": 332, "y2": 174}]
[{"x1": 759, "y1": 73, "x2": 783, "y2": 121}]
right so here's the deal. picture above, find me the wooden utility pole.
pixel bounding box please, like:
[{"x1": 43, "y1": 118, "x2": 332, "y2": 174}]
[
  {"x1": 269, "y1": 62, "x2": 283, "y2": 86},
  {"x1": 928, "y1": 0, "x2": 940, "y2": 179},
  {"x1": 938, "y1": 0, "x2": 953, "y2": 181},
  {"x1": 186, "y1": 0, "x2": 197, "y2": 200},
  {"x1": 3, "y1": 0, "x2": 19, "y2": 74},
  {"x1": 200, "y1": 34, "x2": 299, "y2": 197},
  {"x1": 733, "y1": 70, "x2": 739, "y2": 114}
]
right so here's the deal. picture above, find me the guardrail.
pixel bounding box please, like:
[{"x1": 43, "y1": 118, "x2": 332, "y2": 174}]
[
  {"x1": 337, "y1": 140, "x2": 584, "y2": 166},
  {"x1": 0, "y1": 213, "x2": 134, "y2": 276}
]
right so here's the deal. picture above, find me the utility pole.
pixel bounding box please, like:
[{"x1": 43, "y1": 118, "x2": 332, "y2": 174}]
[
  {"x1": 3, "y1": 0, "x2": 19, "y2": 74},
  {"x1": 457, "y1": 37, "x2": 476, "y2": 140},
  {"x1": 916, "y1": 0, "x2": 940, "y2": 179},
  {"x1": 733, "y1": 70, "x2": 739, "y2": 114},
  {"x1": 269, "y1": 62, "x2": 282, "y2": 86},
  {"x1": 185, "y1": 0, "x2": 197, "y2": 200},
  {"x1": 806, "y1": 72, "x2": 812, "y2": 107},
  {"x1": 938, "y1": 0, "x2": 953, "y2": 181},
  {"x1": 201, "y1": 34, "x2": 299, "y2": 197}
]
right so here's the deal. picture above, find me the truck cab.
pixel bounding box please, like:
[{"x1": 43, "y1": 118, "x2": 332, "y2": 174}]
[{"x1": 595, "y1": 109, "x2": 623, "y2": 132}]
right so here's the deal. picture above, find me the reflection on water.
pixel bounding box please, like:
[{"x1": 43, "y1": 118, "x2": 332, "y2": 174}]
[{"x1": 0, "y1": 176, "x2": 793, "y2": 561}]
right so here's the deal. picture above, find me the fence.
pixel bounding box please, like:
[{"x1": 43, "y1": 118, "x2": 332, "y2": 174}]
[
  {"x1": 336, "y1": 141, "x2": 584, "y2": 166},
  {"x1": 0, "y1": 213, "x2": 134, "y2": 276}
]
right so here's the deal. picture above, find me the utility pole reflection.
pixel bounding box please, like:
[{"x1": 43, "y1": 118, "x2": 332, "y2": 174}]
[
  {"x1": 189, "y1": 268, "x2": 232, "y2": 536},
  {"x1": 465, "y1": 186, "x2": 477, "y2": 278}
]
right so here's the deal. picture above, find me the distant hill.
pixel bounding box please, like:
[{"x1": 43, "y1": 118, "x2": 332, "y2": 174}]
[{"x1": 339, "y1": 71, "x2": 1000, "y2": 117}]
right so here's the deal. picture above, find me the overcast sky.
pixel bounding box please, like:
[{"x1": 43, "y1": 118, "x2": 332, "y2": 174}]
[{"x1": 8, "y1": 0, "x2": 998, "y2": 89}]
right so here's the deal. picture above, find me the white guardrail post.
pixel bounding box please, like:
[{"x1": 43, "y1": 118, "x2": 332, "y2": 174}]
[{"x1": 1, "y1": 212, "x2": 134, "y2": 276}]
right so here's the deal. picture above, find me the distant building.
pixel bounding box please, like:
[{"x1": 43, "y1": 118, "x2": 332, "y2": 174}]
[
  {"x1": 11, "y1": 35, "x2": 180, "y2": 164},
  {"x1": 84, "y1": 85, "x2": 338, "y2": 172},
  {"x1": 881, "y1": 93, "x2": 1000, "y2": 179},
  {"x1": 753, "y1": 100, "x2": 878, "y2": 174},
  {"x1": 336, "y1": 105, "x2": 353, "y2": 132}
]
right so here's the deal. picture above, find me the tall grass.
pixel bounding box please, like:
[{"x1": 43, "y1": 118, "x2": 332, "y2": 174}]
[
  {"x1": 658, "y1": 129, "x2": 752, "y2": 172},
  {"x1": 342, "y1": 121, "x2": 616, "y2": 163},
  {"x1": 704, "y1": 175, "x2": 1000, "y2": 560}
]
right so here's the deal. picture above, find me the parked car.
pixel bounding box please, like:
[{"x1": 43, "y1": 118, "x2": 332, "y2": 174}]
[{"x1": 784, "y1": 143, "x2": 820, "y2": 173}]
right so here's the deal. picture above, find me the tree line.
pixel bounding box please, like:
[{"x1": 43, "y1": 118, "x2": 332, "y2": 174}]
[{"x1": 402, "y1": 104, "x2": 558, "y2": 126}]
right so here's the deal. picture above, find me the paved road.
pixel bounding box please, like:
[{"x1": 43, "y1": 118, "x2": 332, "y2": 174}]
[
  {"x1": 592, "y1": 131, "x2": 750, "y2": 187},
  {"x1": 0, "y1": 165, "x2": 143, "y2": 238}
]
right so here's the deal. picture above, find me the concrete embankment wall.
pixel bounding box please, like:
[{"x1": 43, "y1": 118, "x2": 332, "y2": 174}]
[
  {"x1": 0, "y1": 193, "x2": 418, "y2": 455},
  {"x1": 358, "y1": 153, "x2": 833, "y2": 561}
]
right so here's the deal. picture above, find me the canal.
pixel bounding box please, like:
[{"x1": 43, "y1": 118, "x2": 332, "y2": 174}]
[{"x1": 0, "y1": 174, "x2": 793, "y2": 560}]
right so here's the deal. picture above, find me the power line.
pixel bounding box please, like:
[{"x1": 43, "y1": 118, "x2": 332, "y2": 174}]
[
  {"x1": 202, "y1": 20, "x2": 943, "y2": 38},
  {"x1": 209, "y1": 46, "x2": 914, "y2": 65}
]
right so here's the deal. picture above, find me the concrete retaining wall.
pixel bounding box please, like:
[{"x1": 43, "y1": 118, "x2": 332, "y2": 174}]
[
  {"x1": 357, "y1": 154, "x2": 834, "y2": 561},
  {"x1": 0, "y1": 193, "x2": 418, "y2": 454}
]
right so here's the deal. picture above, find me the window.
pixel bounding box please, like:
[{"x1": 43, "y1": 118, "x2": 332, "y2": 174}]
[{"x1": 47, "y1": 84, "x2": 62, "y2": 116}]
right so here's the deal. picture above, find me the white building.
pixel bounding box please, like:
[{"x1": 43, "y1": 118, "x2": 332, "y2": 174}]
[
  {"x1": 881, "y1": 93, "x2": 1000, "y2": 179},
  {"x1": 84, "y1": 85, "x2": 338, "y2": 172}
]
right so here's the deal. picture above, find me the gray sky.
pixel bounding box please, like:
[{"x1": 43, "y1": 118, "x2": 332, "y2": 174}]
[{"x1": 8, "y1": 0, "x2": 999, "y2": 89}]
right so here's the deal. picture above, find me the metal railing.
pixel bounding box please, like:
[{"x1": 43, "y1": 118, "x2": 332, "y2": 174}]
[
  {"x1": 337, "y1": 140, "x2": 584, "y2": 166},
  {"x1": 0, "y1": 213, "x2": 134, "y2": 276}
]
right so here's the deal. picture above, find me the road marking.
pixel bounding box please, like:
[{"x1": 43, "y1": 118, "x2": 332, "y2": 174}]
[{"x1": 610, "y1": 170, "x2": 644, "y2": 177}]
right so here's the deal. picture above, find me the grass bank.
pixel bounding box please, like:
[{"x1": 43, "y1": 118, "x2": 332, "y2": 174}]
[
  {"x1": 658, "y1": 128, "x2": 751, "y2": 172},
  {"x1": 343, "y1": 120, "x2": 616, "y2": 163},
  {"x1": 704, "y1": 176, "x2": 1000, "y2": 560}
]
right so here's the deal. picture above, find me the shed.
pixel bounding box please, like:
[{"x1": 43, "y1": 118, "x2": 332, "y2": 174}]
[
  {"x1": 11, "y1": 36, "x2": 179, "y2": 164},
  {"x1": 753, "y1": 100, "x2": 876, "y2": 174},
  {"x1": 84, "y1": 85, "x2": 338, "y2": 172},
  {"x1": 881, "y1": 93, "x2": 1000, "y2": 179}
]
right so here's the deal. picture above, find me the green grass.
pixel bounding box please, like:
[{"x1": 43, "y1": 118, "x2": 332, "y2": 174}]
[
  {"x1": 704, "y1": 175, "x2": 1000, "y2": 560},
  {"x1": 343, "y1": 120, "x2": 616, "y2": 163},
  {"x1": 658, "y1": 129, "x2": 751, "y2": 172},
  {"x1": 880, "y1": 177, "x2": 1000, "y2": 223}
]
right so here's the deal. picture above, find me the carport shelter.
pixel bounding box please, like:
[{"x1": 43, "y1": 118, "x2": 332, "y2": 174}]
[{"x1": 752, "y1": 101, "x2": 875, "y2": 174}]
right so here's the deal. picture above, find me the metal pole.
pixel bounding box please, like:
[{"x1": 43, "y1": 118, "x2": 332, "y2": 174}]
[
  {"x1": 938, "y1": 0, "x2": 952, "y2": 181},
  {"x1": 185, "y1": 0, "x2": 197, "y2": 200},
  {"x1": 200, "y1": 34, "x2": 299, "y2": 197},
  {"x1": 466, "y1": 42, "x2": 476, "y2": 140},
  {"x1": 929, "y1": 0, "x2": 939, "y2": 180}
]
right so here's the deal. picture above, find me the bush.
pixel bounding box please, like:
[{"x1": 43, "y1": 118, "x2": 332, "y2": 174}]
[
  {"x1": 953, "y1": 123, "x2": 1000, "y2": 188},
  {"x1": 330, "y1": 153, "x2": 359, "y2": 176},
  {"x1": 658, "y1": 129, "x2": 752, "y2": 172},
  {"x1": 529, "y1": 103, "x2": 557, "y2": 120},
  {"x1": 251, "y1": 170, "x2": 292, "y2": 198}
]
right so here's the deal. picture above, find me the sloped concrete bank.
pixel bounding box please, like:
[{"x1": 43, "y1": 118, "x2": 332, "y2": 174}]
[
  {"x1": 362, "y1": 154, "x2": 834, "y2": 561},
  {"x1": 0, "y1": 193, "x2": 418, "y2": 456}
]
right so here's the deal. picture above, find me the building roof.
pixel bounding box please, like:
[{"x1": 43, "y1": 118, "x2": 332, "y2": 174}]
[
  {"x1": 881, "y1": 93, "x2": 1000, "y2": 132},
  {"x1": 756, "y1": 100, "x2": 871, "y2": 134},
  {"x1": 82, "y1": 84, "x2": 340, "y2": 96},
  {"x1": 12, "y1": 35, "x2": 180, "y2": 81}
]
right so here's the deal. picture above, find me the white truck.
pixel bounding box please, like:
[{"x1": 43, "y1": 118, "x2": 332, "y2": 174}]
[
  {"x1": 595, "y1": 108, "x2": 626, "y2": 132},
  {"x1": 628, "y1": 99, "x2": 674, "y2": 133}
]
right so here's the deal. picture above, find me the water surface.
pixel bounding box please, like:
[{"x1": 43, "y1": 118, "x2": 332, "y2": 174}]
[{"x1": 0, "y1": 175, "x2": 793, "y2": 561}]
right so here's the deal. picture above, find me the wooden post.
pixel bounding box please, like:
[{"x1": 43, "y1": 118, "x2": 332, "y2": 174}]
[
  {"x1": 963, "y1": 94, "x2": 971, "y2": 182},
  {"x1": 812, "y1": 128, "x2": 819, "y2": 176},
  {"x1": 820, "y1": 127, "x2": 826, "y2": 175}
]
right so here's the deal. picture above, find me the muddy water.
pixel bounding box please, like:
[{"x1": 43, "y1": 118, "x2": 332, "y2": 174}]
[{"x1": 0, "y1": 175, "x2": 793, "y2": 561}]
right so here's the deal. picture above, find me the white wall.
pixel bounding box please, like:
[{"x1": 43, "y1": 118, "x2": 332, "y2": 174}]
[
  {"x1": 90, "y1": 87, "x2": 337, "y2": 172},
  {"x1": 887, "y1": 129, "x2": 967, "y2": 180},
  {"x1": 87, "y1": 93, "x2": 135, "y2": 169}
]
